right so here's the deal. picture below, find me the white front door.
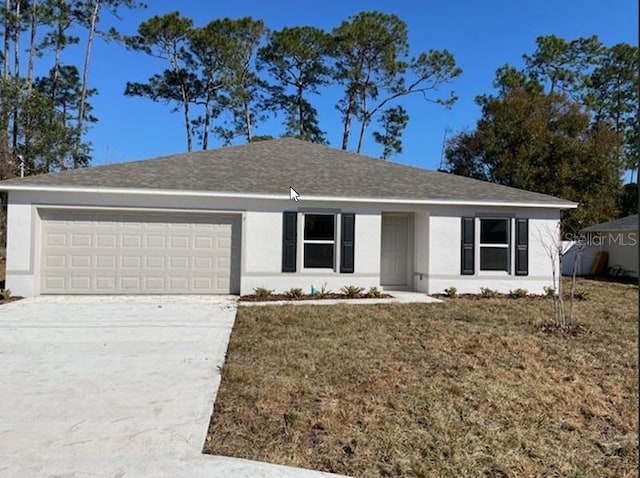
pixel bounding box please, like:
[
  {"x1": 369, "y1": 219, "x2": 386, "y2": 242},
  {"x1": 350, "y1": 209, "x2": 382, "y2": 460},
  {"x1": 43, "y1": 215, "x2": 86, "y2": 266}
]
[{"x1": 381, "y1": 215, "x2": 409, "y2": 287}]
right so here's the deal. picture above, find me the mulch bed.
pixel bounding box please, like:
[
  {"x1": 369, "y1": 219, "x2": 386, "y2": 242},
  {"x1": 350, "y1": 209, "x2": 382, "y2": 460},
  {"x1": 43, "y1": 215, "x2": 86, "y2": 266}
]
[
  {"x1": 539, "y1": 322, "x2": 591, "y2": 337},
  {"x1": 433, "y1": 293, "x2": 550, "y2": 300},
  {"x1": 239, "y1": 293, "x2": 392, "y2": 302},
  {"x1": 0, "y1": 296, "x2": 23, "y2": 305},
  {"x1": 434, "y1": 293, "x2": 588, "y2": 301}
]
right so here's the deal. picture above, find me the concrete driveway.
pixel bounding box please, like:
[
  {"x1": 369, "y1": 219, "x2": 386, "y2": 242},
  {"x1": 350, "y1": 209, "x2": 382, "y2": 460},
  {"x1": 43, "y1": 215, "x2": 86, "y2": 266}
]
[{"x1": 0, "y1": 296, "x2": 343, "y2": 478}]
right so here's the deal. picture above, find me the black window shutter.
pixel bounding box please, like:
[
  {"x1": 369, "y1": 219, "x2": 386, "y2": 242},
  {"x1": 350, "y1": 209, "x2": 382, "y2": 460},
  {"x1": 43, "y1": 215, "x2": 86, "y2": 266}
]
[
  {"x1": 515, "y1": 218, "x2": 529, "y2": 276},
  {"x1": 461, "y1": 217, "x2": 475, "y2": 275},
  {"x1": 282, "y1": 212, "x2": 297, "y2": 273},
  {"x1": 340, "y1": 213, "x2": 355, "y2": 273}
]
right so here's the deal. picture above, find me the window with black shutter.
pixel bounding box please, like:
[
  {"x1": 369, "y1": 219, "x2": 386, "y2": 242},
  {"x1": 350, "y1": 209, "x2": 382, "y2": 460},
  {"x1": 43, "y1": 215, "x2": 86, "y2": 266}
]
[
  {"x1": 461, "y1": 217, "x2": 475, "y2": 275},
  {"x1": 282, "y1": 212, "x2": 297, "y2": 272},
  {"x1": 340, "y1": 213, "x2": 355, "y2": 273},
  {"x1": 282, "y1": 211, "x2": 357, "y2": 273},
  {"x1": 515, "y1": 218, "x2": 529, "y2": 276}
]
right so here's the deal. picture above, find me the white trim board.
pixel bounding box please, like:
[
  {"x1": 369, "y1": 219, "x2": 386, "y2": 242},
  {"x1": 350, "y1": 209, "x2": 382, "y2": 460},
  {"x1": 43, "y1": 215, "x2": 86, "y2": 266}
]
[{"x1": 1, "y1": 184, "x2": 578, "y2": 209}]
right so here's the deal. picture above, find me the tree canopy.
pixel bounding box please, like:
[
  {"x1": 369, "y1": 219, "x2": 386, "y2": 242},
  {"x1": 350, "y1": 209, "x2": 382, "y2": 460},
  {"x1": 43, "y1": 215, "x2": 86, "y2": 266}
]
[
  {"x1": 446, "y1": 88, "x2": 623, "y2": 233},
  {"x1": 444, "y1": 34, "x2": 637, "y2": 232},
  {"x1": 0, "y1": 0, "x2": 144, "y2": 177},
  {"x1": 257, "y1": 26, "x2": 332, "y2": 143},
  {"x1": 123, "y1": 10, "x2": 462, "y2": 158},
  {"x1": 332, "y1": 11, "x2": 461, "y2": 154}
]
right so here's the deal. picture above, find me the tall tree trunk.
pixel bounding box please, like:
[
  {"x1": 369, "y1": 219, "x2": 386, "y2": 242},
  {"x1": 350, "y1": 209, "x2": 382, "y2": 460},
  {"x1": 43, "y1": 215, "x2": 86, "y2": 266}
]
[
  {"x1": 51, "y1": 19, "x2": 64, "y2": 107},
  {"x1": 167, "y1": 46, "x2": 192, "y2": 152},
  {"x1": 341, "y1": 89, "x2": 356, "y2": 150},
  {"x1": 202, "y1": 96, "x2": 210, "y2": 151},
  {"x1": 202, "y1": 102, "x2": 211, "y2": 151},
  {"x1": 244, "y1": 100, "x2": 252, "y2": 143},
  {"x1": 177, "y1": 79, "x2": 191, "y2": 151},
  {"x1": 11, "y1": 0, "x2": 20, "y2": 151},
  {"x1": 76, "y1": 0, "x2": 100, "y2": 167},
  {"x1": 297, "y1": 83, "x2": 304, "y2": 138},
  {"x1": 356, "y1": 93, "x2": 368, "y2": 153},
  {"x1": 1, "y1": 0, "x2": 10, "y2": 179},
  {"x1": 3, "y1": 0, "x2": 10, "y2": 80},
  {"x1": 183, "y1": 99, "x2": 191, "y2": 152},
  {"x1": 23, "y1": 0, "x2": 36, "y2": 167},
  {"x1": 12, "y1": 0, "x2": 19, "y2": 77},
  {"x1": 26, "y1": 0, "x2": 36, "y2": 93}
]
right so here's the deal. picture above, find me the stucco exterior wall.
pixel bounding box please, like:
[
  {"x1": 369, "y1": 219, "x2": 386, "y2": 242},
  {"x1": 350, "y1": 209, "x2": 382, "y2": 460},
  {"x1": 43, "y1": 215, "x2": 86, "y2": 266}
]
[
  {"x1": 5, "y1": 190, "x2": 564, "y2": 297},
  {"x1": 241, "y1": 209, "x2": 381, "y2": 295},
  {"x1": 426, "y1": 206, "x2": 560, "y2": 295},
  {"x1": 413, "y1": 212, "x2": 429, "y2": 293},
  {"x1": 5, "y1": 197, "x2": 36, "y2": 296},
  {"x1": 5, "y1": 191, "x2": 387, "y2": 296}
]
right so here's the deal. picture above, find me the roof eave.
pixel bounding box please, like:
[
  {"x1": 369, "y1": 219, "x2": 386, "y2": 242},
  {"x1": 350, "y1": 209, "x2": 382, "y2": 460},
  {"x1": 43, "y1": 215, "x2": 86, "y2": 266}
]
[
  {"x1": 0, "y1": 184, "x2": 578, "y2": 209},
  {"x1": 582, "y1": 226, "x2": 637, "y2": 232}
]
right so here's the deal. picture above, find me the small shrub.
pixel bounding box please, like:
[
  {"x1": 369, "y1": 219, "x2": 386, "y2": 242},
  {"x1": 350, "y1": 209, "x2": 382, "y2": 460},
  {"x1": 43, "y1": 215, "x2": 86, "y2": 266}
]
[
  {"x1": 0, "y1": 289, "x2": 11, "y2": 301},
  {"x1": 543, "y1": 286, "x2": 556, "y2": 297},
  {"x1": 443, "y1": 287, "x2": 457, "y2": 298},
  {"x1": 283, "y1": 411, "x2": 298, "y2": 427},
  {"x1": 509, "y1": 288, "x2": 529, "y2": 299},
  {"x1": 316, "y1": 283, "x2": 331, "y2": 299},
  {"x1": 608, "y1": 265, "x2": 630, "y2": 277},
  {"x1": 284, "y1": 287, "x2": 304, "y2": 299},
  {"x1": 340, "y1": 285, "x2": 364, "y2": 298},
  {"x1": 480, "y1": 287, "x2": 498, "y2": 298},
  {"x1": 573, "y1": 289, "x2": 591, "y2": 301},
  {"x1": 367, "y1": 286, "x2": 383, "y2": 298},
  {"x1": 254, "y1": 286, "x2": 274, "y2": 299}
]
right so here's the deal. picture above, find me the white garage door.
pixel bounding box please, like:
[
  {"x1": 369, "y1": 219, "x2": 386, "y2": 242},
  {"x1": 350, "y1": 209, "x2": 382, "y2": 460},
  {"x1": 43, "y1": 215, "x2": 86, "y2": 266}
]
[{"x1": 39, "y1": 210, "x2": 241, "y2": 294}]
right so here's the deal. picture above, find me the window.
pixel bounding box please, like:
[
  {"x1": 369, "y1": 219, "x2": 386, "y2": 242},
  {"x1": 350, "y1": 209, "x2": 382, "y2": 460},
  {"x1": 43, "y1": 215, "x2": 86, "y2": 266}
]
[
  {"x1": 303, "y1": 214, "x2": 335, "y2": 268},
  {"x1": 462, "y1": 216, "x2": 528, "y2": 276},
  {"x1": 479, "y1": 218, "x2": 509, "y2": 271}
]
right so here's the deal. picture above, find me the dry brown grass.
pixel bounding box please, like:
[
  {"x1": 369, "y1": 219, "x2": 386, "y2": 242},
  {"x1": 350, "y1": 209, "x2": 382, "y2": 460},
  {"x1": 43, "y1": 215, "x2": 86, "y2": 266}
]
[{"x1": 205, "y1": 278, "x2": 638, "y2": 477}]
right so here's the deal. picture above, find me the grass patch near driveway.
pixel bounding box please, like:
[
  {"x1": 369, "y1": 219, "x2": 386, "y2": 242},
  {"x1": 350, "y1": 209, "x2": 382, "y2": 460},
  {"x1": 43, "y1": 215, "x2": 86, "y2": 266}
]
[{"x1": 205, "y1": 279, "x2": 638, "y2": 477}]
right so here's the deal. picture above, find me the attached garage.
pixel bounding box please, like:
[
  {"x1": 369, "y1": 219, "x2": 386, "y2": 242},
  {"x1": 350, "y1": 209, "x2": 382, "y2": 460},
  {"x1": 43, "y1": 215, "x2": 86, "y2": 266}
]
[{"x1": 38, "y1": 210, "x2": 241, "y2": 294}]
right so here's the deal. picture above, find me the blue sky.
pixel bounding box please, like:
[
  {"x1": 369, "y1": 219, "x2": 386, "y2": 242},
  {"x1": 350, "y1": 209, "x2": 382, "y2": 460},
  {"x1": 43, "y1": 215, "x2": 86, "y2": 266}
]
[{"x1": 65, "y1": 0, "x2": 637, "y2": 170}]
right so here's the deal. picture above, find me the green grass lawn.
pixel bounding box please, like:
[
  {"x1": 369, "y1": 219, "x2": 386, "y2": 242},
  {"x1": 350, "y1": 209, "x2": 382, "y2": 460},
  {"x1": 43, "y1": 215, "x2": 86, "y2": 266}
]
[{"x1": 205, "y1": 279, "x2": 638, "y2": 477}]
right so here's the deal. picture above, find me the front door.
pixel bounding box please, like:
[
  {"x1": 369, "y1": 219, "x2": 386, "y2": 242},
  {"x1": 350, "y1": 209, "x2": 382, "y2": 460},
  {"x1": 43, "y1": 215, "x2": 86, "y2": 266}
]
[{"x1": 381, "y1": 215, "x2": 409, "y2": 287}]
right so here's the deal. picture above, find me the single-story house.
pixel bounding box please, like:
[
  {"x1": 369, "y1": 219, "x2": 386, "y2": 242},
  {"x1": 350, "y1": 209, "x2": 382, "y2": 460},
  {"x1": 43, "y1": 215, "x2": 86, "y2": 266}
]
[
  {"x1": 0, "y1": 138, "x2": 576, "y2": 297},
  {"x1": 571, "y1": 214, "x2": 638, "y2": 278}
]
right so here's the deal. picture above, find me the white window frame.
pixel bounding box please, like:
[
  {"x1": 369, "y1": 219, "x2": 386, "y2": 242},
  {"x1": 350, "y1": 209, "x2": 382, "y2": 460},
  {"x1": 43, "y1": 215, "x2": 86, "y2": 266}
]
[
  {"x1": 300, "y1": 212, "x2": 338, "y2": 271},
  {"x1": 476, "y1": 217, "x2": 511, "y2": 275}
]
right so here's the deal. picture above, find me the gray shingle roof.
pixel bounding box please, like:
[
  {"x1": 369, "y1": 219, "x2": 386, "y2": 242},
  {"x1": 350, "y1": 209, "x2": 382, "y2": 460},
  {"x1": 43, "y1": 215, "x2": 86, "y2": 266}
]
[
  {"x1": 582, "y1": 214, "x2": 638, "y2": 232},
  {"x1": 0, "y1": 138, "x2": 575, "y2": 206}
]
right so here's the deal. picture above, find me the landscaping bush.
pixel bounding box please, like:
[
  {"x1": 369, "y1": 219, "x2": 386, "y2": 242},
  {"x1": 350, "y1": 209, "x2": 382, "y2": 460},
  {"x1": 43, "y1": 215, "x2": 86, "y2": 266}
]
[
  {"x1": 0, "y1": 289, "x2": 11, "y2": 301},
  {"x1": 443, "y1": 286, "x2": 457, "y2": 298},
  {"x1": 509, "y1": 288, "x2": 529, "y2": 299},
  {"x1": 253, "y1": 286, "x2": 274, "y2": 299},
  {"x1": 316, "y1": 283, "x2": 331, "y2": 298},
  {"x1": 367, "y1": 286, "x2": 383, "y2": 298},
  {"x1": 543, "y1": 286, "x2": 556, "y2": 297},
  {"x1": 480, "y1": 287, "x2": 498, "y2": 298},
  {"x1": 284, "y1": 287, "x2": 304, "y2": 299},
  {"x1": 340, "y1": 285, "x2": 364, "y2": 298}
]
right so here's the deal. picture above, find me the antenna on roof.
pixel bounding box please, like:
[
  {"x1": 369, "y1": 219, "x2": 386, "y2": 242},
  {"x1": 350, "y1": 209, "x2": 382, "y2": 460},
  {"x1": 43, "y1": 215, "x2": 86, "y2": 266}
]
[{"x1": 438, "y1": 126, "x2": 451, "y2": 171}]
